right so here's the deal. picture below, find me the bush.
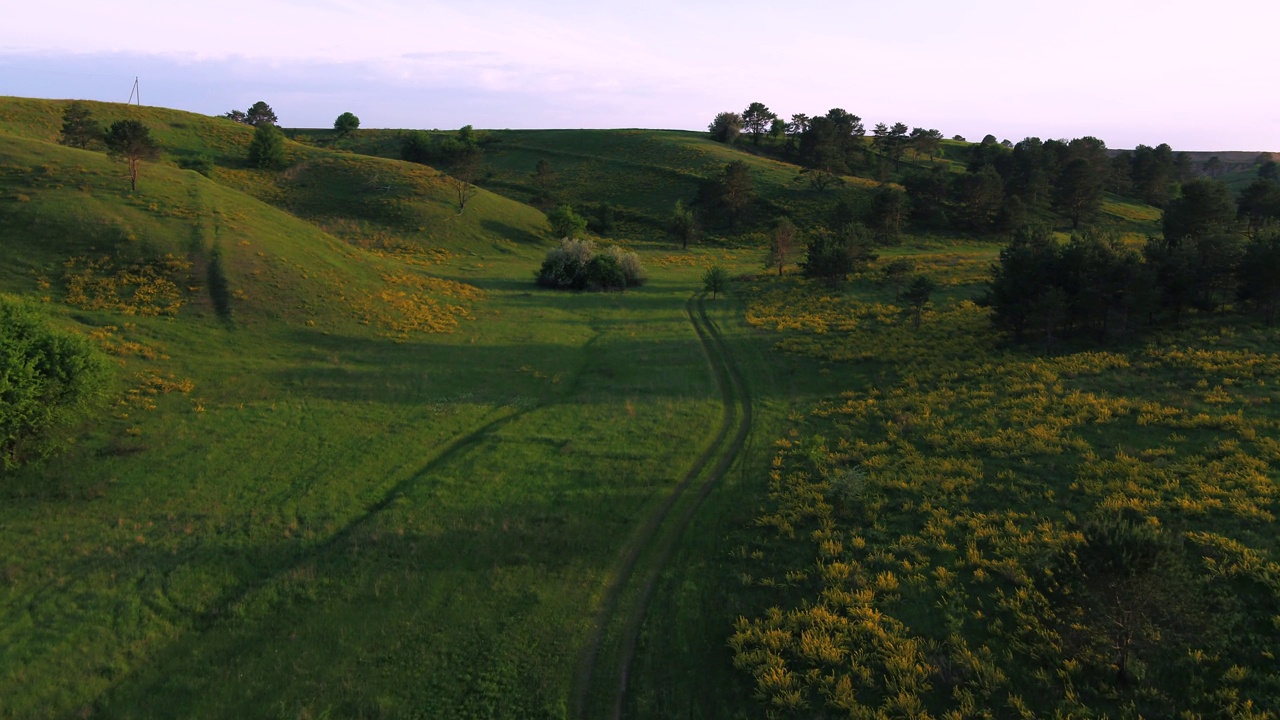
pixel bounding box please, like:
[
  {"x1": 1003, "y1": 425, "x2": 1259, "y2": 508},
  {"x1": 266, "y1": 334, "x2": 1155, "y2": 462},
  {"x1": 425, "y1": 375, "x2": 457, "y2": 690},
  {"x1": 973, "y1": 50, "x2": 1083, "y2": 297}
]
[
  {"x1": 535, "y1": 239, "x2": 645, "y2": 292},
  {"x1": 178, "y1": 155, "x2": 215, "y2": 177},
  {"x1": 0, "y1": 297, "x2": 110, "y2": 470},
  {"x1": 546, "y1": 204, "x2": 588, "y2": 239},
  {"x1": 247, "y1": 124, "x2": 286, "y2": 169}
]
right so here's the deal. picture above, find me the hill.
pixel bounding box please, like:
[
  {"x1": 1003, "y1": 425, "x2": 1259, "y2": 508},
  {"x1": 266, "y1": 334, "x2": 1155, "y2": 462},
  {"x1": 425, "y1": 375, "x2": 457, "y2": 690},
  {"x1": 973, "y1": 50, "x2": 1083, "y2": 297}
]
[{"x1": 0, "y1": 97, "x2": 784, "y2": 718}]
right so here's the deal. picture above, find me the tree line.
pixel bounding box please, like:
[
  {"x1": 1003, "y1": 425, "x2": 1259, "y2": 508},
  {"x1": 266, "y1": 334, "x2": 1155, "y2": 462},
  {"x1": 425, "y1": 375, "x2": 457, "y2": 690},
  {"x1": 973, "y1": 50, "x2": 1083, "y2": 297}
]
[{"x1": 985, "y1": 186, "x2": 1280, "y2": 348}]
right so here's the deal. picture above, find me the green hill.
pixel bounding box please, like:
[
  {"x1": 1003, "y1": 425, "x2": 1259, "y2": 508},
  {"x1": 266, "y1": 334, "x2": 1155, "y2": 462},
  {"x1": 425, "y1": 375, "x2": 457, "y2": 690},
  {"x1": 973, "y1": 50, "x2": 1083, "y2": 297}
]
[{"x1": 0, "y1": 97, "x2": 783, "y2": 718}]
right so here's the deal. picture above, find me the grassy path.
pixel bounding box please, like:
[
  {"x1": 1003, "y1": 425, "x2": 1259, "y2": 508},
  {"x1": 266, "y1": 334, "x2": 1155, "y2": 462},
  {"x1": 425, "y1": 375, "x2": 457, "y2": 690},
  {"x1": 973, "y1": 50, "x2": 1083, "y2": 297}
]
[{"x1": 572, "y1": 294, "x2": 753, "y2": 719}]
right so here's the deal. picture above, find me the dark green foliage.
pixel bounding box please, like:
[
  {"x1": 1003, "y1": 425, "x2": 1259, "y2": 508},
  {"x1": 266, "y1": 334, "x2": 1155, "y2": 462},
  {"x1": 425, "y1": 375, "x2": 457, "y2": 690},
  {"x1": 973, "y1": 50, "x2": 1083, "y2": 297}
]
[
  {"x1": 951, "y1": 165, "x2": 1004, "y2": 230},
  {"x1": 669, "y1": 200, "x2": 698, "y2": 249},
  {"x1": 207, "y1": 243, "x2": 232, "y2": 321},
  {"x1": 178, "y1": 155, "x2": 215, "y2": 177},
  {"x1": 802, "y1": 226, "x2": 877, "y2": 285},
  {"x1": 1237, "y1": 178, "x2": 1280, "y2": 235},
  {"x1": 871, "y1": 122, "x2": 909, "y2": 171},
  {"x1": 708, "y1": 112, "x2": 743, "y2": 143},
  {"x1": 1259, "y1": 160, "x2": 1278, "y2": 181},
  {"x1": 901, "y1": 275, "x2": 936, "y2": 328},
  {"x1": 333, "y1": 112, "x2": 360, "y2": 137},
  {"x1": 1237, "y1": 230, "x2": 1280, "y2": 324},
  {"x1": 1162, "y1": 178, "x2": 1237, "y2": 241},
  {"x1": 530, "y1": 158, "x2": 557, "y2": 207},
  {"x1": 535, "y1": 239, "x2": 644, "y2": 291},
  {"x1": 1053, "y1": 157, "x2": 1103, "y2": 229},
  {"x1": 867, "y1": 185, "x2": 908, "y2": 244},
  {"x1": 103, "y1": 119, "x2": 160, "y2": 192},
  {"x1": 247, "y1": 123, "x2": 287, "y2": 169},
  {"x1": 59, "y1": 101, "x2": 100, "y2": 149},
  {"x1": 546, "y1": 204, "x2": 588, "y2": 239},
  {"x1": 901, "y1": 168, "x2": 950, "y2": 228},
  {"x1": 699, "y1": 161, "x2": 754, "y2": 228},
  {"x1": 585, "y1": 253, "x2": 626, "y2": 291},
  {"x1": 741, "y1": 102, "x2": 776, "y2": 146},
  {"x1": 702, "y1": 265, "x2": 730, "y2": 299},
  {"x1": 588, "y1": 203, "x2": 616, "y2": 234},
  {"x1": 880, "y1": 258, "x2": 913, "y2": 300},
  {"x1": 0, "y1": 296, "x2": 109, "y2": 471},
  {"x1": 795, "y1": 110, "x2": 865, "y2": 187},
  {"x1": 399, "y1": 129, "x2": 477, "y2": 167},
  {"x1": 245, "y1": 101, "x2": 278, "y2": 127}
]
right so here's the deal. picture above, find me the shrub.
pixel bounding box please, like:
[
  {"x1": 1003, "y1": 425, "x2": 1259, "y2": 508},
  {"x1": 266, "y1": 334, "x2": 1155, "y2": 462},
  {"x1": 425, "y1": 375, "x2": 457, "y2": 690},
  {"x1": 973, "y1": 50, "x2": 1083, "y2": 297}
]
[
  {"x1": 546, "y1": 204, "x2": 588, "y2": 239},
  {"x1": 178, "y1": 155, "x2": 215, "y2": 177},
  {"x1": 535, "y1": 239, "x2": 645, "y2": 292},
  {"x1": 0, "y1": 296, "x2": 110, "y2": 470},
  {"x1": 247, "y1": 124, "x2": 286, "y2": 169}
]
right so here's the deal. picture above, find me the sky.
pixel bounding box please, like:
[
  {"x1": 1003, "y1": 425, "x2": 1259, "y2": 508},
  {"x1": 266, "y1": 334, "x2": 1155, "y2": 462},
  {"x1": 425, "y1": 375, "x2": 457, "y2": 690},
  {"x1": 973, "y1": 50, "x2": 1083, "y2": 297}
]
[{"x1": 2, "y1": 0, "x2": 1278, "y2": 151}]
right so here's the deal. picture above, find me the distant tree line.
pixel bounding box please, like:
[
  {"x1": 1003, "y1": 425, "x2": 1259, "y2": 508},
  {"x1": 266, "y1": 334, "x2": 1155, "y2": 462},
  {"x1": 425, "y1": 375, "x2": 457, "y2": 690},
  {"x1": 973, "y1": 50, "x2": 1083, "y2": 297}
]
[{"x1": 985, "y1": 180, "x2": 1280, "y2": 348}]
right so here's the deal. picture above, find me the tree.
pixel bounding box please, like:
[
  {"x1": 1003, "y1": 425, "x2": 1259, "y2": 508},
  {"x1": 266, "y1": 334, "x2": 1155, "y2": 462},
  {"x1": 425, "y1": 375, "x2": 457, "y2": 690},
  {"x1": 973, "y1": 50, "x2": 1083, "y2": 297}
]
[
  {"x1": 702, "y1": 161, "x2": 754, "y2": 228},
  {"x1": 245, "y1": 101, "x2": 278, "y2": 127},
  {"x1": 670, "y1": 200, "x2": 699, "y2": 249},
  {"x1": 951, "y1": 165, "x2": 1004, "y2": 230},
  {"x1": 868, "y1": 185, "x2": 908, "y2": 244},
  {"x1": 59, "y1": 102, "x2": 100, "y2": 149},
  {"x1": 1260, "y1": 160, "x2": 1279, "y2": 181},
  {"x1": 223, "y1": 109, "x2": 248, "y2": 124},
  {"x1": 702, "y1": 265, "x2": 730, "y2": 299},
  {"x1": 1053, "y1": 157, "x2": 1103, "y2": 229},
  {"x1": 1162, "y1": 178, "x2": 1236, "y2": 242},
  {"x1": 445, "y1": 147, "x2": 480, "y2": 212},
  {"x1": 547, "y1": 204, "x2": 588, "y2": 239},
  {"x1": 0, "y1": 296, "x2": 109, "y2": 469},
  {"x1": 1238, "y1": 230, "x2": 1280, "y2": 325},
  {"x1": 246, "y1": 123, "x2": 286, "y2": 169},
  {"x1": 769, "y1": 118, "x2": 787, "y2": 141},
  {"x1": 765, "y1": 218, "x2": 798, "y2": 276},
  {"x1": 787, "y1": 113, "x2": 810, "y2": 136},
  {"x1": 742, "y1": 102, "x2": 777, "y2": 146},
  {"x1": 708, "y1": 112, "x2": 743, "y2": 144},
  {"x1": 984, "y1": 226, "x2": 1062, "y2": 341},
  {"x1": 902, "y1": 275, "x2": 937, "y2": 328},
  {"x1": 1237, "y1": 178, "x2": 1280, "y2": 236},
  {"x1": 881, "y1": 258, "x2": 914, "y2": 300},
  {"x1": 908, "y1": 127, "x2": 942, "y2": 160},
  {"x1": 333, "y1": 111, "x2": 360, "y2": 137},
  {"x1": 103, "y1": 119, "x2": 160, "y2": 191},
  {"x1": 803, "y1": 226, "x2": 877, "y2": 285}
]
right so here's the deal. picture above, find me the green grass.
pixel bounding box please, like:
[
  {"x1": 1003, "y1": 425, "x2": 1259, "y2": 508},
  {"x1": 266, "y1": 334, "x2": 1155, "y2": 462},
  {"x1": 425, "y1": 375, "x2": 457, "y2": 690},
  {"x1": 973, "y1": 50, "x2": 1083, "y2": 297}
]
[
  {"x1": 0, "y1": 98, "x2": 775, "y2": 718},
  {"x1": 0, "y1": 94, "x2": 1200, "y2": 719}
]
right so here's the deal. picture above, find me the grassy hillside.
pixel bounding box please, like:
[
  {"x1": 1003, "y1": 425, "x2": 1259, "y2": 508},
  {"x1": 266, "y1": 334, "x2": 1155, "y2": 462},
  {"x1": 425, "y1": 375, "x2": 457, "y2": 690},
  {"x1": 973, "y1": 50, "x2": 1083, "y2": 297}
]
[{"x1": 0, "y1": 98, "x2": 810, "y2": 719}]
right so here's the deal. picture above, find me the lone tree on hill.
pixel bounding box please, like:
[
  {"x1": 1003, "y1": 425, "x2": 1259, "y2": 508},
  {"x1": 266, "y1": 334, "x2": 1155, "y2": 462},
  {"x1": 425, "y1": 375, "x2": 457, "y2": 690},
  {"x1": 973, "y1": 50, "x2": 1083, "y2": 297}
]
[
  {"x1": 59, "y1": 101, "x2": 100, "y2": 149},
  {"x1": 445, "y1": 147, "x2": 481, "y2": 213},
  {"x1": 247, "y1": 123, "x2": 287, "y2": 169},
  {"x1": 702, "y1": 265, "x2": 730, "y2": 299},
  {"x1": 742, "y1": 102, "x2": 777, "y2": 145},
  {"x1": 103, "y1": 119, "x2": 160, "y2": 192},
  {"x1": 246, "y1": 101, "x2": 278, "y2": 127},
  {"x1": 708, "y1": 111, "x2": 743, "y2": 144},
  {"x1": 670, "y1": 200, "x2": 699, "y2": 249},
  {"x1": 333, "y1": 112, "x2": 360, "y2": 137}
]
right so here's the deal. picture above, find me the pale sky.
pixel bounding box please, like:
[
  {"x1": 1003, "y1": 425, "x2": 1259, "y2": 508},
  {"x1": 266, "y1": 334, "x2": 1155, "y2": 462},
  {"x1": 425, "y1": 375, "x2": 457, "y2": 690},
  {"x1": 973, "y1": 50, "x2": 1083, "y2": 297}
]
[{"x1": 2, "y1": 0, "x2": 1277, "y2": 150}]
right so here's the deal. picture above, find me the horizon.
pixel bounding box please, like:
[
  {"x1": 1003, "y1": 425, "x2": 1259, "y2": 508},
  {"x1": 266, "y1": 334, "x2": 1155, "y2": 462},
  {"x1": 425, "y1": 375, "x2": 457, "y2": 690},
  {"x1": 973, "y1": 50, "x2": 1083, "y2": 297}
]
[{"x1": 3, "y1": 0, "x2": 1278, "y2": 153}]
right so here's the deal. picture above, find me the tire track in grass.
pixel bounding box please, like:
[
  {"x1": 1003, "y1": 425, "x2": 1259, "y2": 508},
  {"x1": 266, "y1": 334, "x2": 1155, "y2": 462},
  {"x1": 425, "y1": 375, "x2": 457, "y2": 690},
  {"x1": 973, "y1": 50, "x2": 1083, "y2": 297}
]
[{"x1": 572, "y1": 294, "x2": 752, "y2": 719}]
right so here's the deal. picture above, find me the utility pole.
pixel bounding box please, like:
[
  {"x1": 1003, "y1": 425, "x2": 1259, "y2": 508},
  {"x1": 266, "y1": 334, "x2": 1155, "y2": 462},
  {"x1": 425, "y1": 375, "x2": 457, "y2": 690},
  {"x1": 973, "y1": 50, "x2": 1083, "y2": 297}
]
[{"x1": 127, "y1": 77, "x2": 140, "y2": 106}]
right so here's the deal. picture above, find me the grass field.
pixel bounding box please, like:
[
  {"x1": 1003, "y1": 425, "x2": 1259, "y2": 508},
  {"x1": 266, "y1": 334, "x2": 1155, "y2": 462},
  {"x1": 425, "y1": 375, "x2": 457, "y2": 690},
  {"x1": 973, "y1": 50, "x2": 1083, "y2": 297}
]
[
  {"x1": 0, "y1": 98, "x2": 781, "y2": 718},
  {"x1": 2, "y1": 95, "x2": 1275, "y2": 719}
]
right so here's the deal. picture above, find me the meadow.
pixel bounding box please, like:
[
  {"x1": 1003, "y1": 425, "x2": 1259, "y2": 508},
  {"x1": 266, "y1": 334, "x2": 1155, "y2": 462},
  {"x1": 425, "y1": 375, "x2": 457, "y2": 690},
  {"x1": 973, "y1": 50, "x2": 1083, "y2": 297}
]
[{"x1": 1, "y1": 95, "x2": 1277, "y2": 719}]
